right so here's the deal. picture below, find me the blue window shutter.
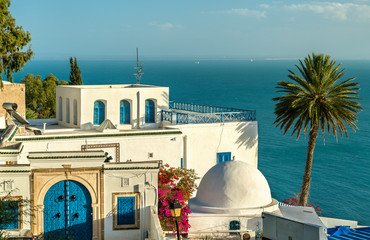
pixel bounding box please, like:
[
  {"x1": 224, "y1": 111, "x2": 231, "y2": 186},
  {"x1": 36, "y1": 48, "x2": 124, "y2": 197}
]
[
  {"x1": 117, "y1": 197, "x2": 135, "y2": 225},
  {"x1": 2, "y1": 201, "x2": 19, "y2": 229},
  {"x1": 217, "y1": 152, "x2": 232, "y2": 164},
  {"x1": 94, "y1": 101, "x2": 105, "y2": 125},
  {"x1": 120, "y1": 105, "x2": 123, "y2": 124},
  {"x1": 120, "y1": 100, "x2": 130, "y2": 124},
  {"x1": 181, "y1": 158, "x2": 183, "y2": 168},
  {"x1": 125, "y1": 103, "x2": 130, "y2": 123},
  {"x1": 99, "y1": 105, "x2": 105, "y2": 124},
  {"x1": 145, "y1": 100, "x2": 155, "y2": 123},
  {"x1": 94, "y1": 107, "x2": 98, "y2": 125}
]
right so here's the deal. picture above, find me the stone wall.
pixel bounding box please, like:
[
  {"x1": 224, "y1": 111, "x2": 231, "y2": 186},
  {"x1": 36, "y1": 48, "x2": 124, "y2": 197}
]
[{"x1": 0, "y1": 82, "x2": 26, "y2": 117}]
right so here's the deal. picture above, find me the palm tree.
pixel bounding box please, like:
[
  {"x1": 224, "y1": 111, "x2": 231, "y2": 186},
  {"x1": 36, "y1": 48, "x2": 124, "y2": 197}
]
[{"x1": 273, "y1": 53, "x2": 362, "y2": 206}]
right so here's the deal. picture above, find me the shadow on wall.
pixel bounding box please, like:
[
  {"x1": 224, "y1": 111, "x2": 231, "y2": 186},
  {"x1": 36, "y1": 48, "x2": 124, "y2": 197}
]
[
  {"x1": 161, "y1": 91, "x2": 169, "y2": 108},
  {"x1": 41, "y1": 212, "x2": 93, "y2": 240},
  {"x1": 235, "y1": 122, "x2": 258, "y2": 150}
]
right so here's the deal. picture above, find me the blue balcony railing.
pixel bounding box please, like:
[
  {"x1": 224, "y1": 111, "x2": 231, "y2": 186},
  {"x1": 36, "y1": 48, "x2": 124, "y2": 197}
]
[
  {"x1": 162, "y1": 101, "x2": 256, "y2": 124},
  {"x1": 169, "y1": 101, "x2": 250, "y2": 114}
]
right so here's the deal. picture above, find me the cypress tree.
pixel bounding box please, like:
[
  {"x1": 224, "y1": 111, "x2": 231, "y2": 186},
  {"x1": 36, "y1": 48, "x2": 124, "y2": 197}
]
[{"x1": 69, "y1": 56, "x2": 83, "y2": 85}]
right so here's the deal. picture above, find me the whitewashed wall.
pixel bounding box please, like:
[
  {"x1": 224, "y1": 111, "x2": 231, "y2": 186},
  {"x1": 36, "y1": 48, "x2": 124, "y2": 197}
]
[
  {"x1": 0, "y1": 166, "x2": 31, "y2": 231},
  {"x1": 188, "y1": 214, "x2": 262, "y2": 239},
  {"x1": 103, "y1": 162, "x2": 159, "y2": 240},
  {"x1": 56, "y1": 84, "x2": 169, "y2": 130},
  {"x1": 15, "y1": 130, "x2": 182, "y2": 166},
  {"x1": 176, "y1": 121, "x2": 258, "y2": 179}
]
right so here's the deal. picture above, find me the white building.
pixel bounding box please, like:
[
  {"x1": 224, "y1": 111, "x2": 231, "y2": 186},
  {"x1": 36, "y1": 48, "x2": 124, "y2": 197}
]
[
  {"x1": 0, "y1": 83, "x2": 258, "y2": 239},
  {"x1": 188, "y1": 160, "x2": 279, "y2": 239}
]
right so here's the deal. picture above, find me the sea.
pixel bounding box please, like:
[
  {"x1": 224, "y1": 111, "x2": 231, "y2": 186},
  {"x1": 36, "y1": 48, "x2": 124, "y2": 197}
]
[{"x1": 11, "y1": 59, "x2": 370, "y2": 225}]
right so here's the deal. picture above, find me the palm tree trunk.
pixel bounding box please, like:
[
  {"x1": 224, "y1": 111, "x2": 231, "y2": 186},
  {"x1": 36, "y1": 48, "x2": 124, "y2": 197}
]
[{"x1": 298, "y1": 124, "x2": 319, "y2": 206}]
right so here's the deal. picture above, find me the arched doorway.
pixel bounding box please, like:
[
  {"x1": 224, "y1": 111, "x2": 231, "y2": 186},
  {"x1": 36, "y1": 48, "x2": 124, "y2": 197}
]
[{"x1": 43, "y1": 180, "x2": 92, "y2": 240}]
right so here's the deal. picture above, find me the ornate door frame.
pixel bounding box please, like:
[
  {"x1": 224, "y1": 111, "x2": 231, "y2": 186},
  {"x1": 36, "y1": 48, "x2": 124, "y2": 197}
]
[{"x1": 31, "y1": 167, "x2": 104, "y2": 240}]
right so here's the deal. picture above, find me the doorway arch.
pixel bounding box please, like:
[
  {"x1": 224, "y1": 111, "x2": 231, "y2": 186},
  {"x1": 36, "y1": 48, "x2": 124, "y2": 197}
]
[{"x1": 43, "y1": 180, "x2": 92, "y2": 240}]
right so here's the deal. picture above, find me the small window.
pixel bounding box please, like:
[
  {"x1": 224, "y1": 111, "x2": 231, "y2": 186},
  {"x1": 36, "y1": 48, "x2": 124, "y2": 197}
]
[
  {"x1": 145, "y1": 99, "x2": 155, "y2": 123},
  {"x1": 229, "y1": 220, "x2": 240, "y2": 230},
  {"x1": 0, "y1": 198, "x2": 21, "y2": 230},
  {"x1": 229, "y1": 220, "x2": 241, "y2": 236},
  {"x1": 217, "y1": 152, "x2": 232, "y2": 164},
  {"x1": 94, "y1": 101, "x2": 105, "y2": 125},
  {"x1": 120, "y1": 100, "x2": 130, "y2": 124},
  {"x1": 112, "y1": 193, "x2": 140, "y2": 230}
]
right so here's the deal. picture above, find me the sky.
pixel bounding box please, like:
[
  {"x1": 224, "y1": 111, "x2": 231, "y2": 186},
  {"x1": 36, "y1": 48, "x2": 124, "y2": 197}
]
[{"x1": 9, "y1": 0, "x2": 370, "y2": 60}]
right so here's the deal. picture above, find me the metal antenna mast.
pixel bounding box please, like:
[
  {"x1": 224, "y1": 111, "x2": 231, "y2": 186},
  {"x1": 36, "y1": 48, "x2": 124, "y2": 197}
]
[{"x1": 133, "y1": 48, "x2": 144, "y2": 84}]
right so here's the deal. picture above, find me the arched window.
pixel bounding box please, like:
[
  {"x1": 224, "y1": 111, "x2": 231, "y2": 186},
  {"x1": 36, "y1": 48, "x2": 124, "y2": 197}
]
[
  {"x1": 94, "y1": 101, "x2": 105, "y2": 125},
  {"x1": 120, "y1": 100, "x2": 130, "y2": 124},
  {"x1": 59, "y1": 97, "x2": 63, "y2": 121},
  {"x1": 66, "y1": 98, "x2": 70, "y2": 124},
  {"x1": 73, "y1": 99, "x2": 78, "y2": 125},
  {"x1": 145, "y1": 99, "x2": 155, "y2": 123}
]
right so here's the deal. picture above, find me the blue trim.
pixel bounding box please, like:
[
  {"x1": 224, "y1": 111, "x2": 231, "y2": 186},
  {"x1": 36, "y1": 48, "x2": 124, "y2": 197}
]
[
  {"x1": 120, "y1": 100, "x2": 130, "y2": 124},
  {"x1": 117, "y1": 196, "x2": 136, "y2": 225},
  {"x1": 145, "y1": 99, "x2": 155, "y2": 123},
  {"x1": 181, "y1": 158, "x2": 183, "y2": 168},
  {"x1": 217, "y1": 152, "x2": 232, "y2": 164},
  {"x1": 94, "y1": 101, "x2": 105, "y2": 125}
]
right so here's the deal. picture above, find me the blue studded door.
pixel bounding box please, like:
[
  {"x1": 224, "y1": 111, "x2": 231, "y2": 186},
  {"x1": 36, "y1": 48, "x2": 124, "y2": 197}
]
[{"x1": 43, "y1": 180, "x2": 92, "y2": 240}]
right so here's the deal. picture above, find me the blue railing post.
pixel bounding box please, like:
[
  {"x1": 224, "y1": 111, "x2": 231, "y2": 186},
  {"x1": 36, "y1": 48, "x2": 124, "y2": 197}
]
[{"x1": 221, "y1": 112, "x2": 224, "y2": 122}]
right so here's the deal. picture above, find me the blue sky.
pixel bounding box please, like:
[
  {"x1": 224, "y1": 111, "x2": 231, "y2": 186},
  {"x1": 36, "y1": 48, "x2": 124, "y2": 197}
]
[{"x1": 10, "y1": 0, "x2": 370, "y2": 60}]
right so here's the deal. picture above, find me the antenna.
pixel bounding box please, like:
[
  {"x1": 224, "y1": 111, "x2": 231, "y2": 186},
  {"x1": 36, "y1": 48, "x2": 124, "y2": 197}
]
[{"x1": 133, "y1": 48, "x2": 144, "y2": 84}]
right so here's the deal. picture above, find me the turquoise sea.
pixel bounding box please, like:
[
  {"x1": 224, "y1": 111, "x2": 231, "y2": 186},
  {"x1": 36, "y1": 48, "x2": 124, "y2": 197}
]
[{"x1": 12, "y1": 59, "x2": 370, "y2": 225}]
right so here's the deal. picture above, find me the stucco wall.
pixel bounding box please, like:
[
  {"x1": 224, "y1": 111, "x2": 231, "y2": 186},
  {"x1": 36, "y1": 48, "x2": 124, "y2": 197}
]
[
  {"x1": 188, "y1": 214, "x2": 261, "y2": 239},
  {"x1": 56, "y1": 85, "x2": 169, "y2": 130},
  {"x1": 13, "y1": 121, "x2": 257, "y2": 182},
  {"x1": 177, "y1": 121, "x2": 258, "y2": 179},
  {"x1": 56, "y1": 87, "x2": 81, "y2": 127},
  {"x1": 0, "y1": 82, "x2": 26, "y2": 118},
  {"x1": 103, "y1": 163, "x2": 158, "y2": 240},
  {"x1": 15, "y1": 131, "x2": 182, "y2": 167},
  {"x1": 0, "y1": 166, "x2": 31, "y2": 231}
]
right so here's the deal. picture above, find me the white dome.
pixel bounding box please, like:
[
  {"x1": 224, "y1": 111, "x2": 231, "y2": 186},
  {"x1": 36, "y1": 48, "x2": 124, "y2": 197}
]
[{"x1": 189, "y1": 161, "x2": 275, "y2": 214}]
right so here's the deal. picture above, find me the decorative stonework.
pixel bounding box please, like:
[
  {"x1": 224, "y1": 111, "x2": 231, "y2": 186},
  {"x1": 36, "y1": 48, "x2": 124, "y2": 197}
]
[
  {"x1": 81, "y1": 143, "x2": 120, "y2": 162},
  {"x1": 112, "y1": 192, "x2": 140, "y2": 230},
  {"x1": 31, "y1": 167, "x2": 104, "y2": 240}
]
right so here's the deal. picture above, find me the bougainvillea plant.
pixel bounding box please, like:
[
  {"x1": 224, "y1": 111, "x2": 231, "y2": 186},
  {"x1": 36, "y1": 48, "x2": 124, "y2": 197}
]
[
  {"x1": 282, "y1": 193, "x2": 321, "y2": 215},
  {"x1": 158, "y1": 164, "x2": 198, "y2": 233}
]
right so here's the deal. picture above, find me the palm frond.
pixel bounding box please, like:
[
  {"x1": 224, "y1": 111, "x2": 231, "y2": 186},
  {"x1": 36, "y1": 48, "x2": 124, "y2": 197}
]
[{"x1": 273, "y1": 53, "x2": 362, "y2": 141}]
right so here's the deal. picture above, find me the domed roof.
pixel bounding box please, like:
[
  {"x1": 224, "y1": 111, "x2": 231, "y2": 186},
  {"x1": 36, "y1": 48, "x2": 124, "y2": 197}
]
[{"x1": 189, "y1": 161, "x2": 273, "y2": 213}]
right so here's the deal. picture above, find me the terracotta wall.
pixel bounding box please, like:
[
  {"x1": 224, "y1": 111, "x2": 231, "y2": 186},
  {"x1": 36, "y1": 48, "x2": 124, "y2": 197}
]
[{"x1": 0, "y1": 83, "x2": 26, "y2": 117}]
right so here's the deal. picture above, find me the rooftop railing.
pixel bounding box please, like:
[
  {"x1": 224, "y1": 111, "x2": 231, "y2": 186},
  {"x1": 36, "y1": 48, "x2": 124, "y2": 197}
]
[{"x1": 162, "y1": 101, "x2": 256, "y2": 124}]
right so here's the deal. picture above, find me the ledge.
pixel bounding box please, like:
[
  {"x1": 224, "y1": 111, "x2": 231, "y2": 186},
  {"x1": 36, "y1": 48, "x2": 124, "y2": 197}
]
[{"x1": 15, "y1": 130, "x2": 182, "y2": 141}]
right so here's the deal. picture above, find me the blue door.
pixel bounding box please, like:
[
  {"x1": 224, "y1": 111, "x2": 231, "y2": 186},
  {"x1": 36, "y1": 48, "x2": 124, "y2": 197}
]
[{"x1": 43, "y1": 180, "x2": 92, "y2": 240}]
